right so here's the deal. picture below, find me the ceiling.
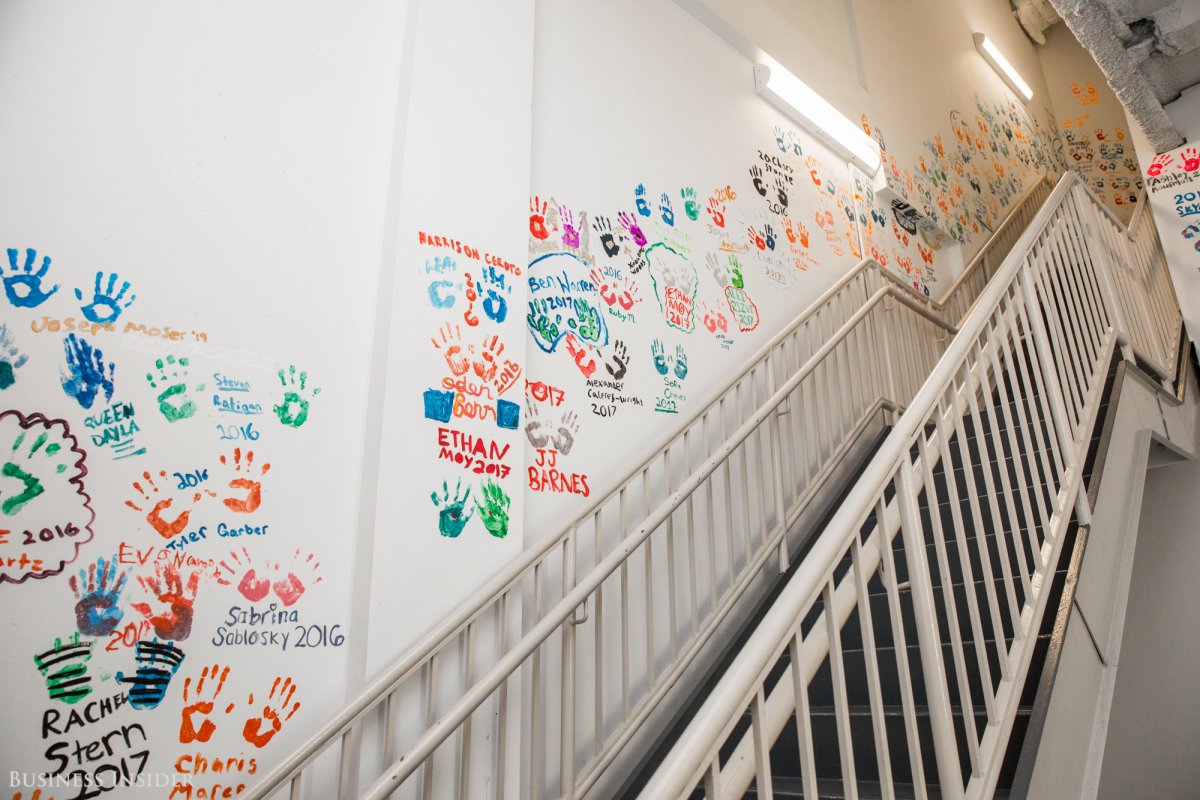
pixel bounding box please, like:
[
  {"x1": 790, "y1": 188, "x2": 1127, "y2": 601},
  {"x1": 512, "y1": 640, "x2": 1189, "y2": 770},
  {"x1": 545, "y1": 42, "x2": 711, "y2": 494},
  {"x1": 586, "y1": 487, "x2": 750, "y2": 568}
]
[{"x1": 1015, "y1": 0, "x2": 1200, "y2": 151}]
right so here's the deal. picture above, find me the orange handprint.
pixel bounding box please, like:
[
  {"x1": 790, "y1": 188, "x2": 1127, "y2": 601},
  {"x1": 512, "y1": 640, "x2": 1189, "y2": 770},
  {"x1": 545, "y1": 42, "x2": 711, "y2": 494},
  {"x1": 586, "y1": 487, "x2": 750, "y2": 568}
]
[
  {"x1": 180, "y1": 665, "x2": 232, "y2": 744},
  {"x1": 125, "y1": 471, "x2": 211, "y2": 539},
  {"x1": 242, "y1": 677, "x2": 301, "y2": 748},
  {"x1": 217, "y1": 448, "x2": 270, "y2": 514}
]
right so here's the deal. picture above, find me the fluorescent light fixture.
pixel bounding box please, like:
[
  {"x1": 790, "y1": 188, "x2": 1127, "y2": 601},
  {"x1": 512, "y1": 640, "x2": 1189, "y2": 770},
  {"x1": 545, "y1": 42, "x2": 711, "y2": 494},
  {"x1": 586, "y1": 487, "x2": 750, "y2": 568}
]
[
  {"x1": 974, "y1": 33, "x2": 1033, "y2": 102},
  {"x1": 753, "y1": 63, "x2": 881, "y2": 175}
]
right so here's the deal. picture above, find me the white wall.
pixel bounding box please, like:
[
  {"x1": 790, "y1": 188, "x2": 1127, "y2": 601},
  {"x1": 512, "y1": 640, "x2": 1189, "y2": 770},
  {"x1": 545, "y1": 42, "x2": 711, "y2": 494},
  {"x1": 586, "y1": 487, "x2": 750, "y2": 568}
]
[
  {"x1": 1097, "y1": 458, "x2": 1200, "y2": 799},
  {"x1": 0, "y1": 1, "x2": 403, "y2": 796}
]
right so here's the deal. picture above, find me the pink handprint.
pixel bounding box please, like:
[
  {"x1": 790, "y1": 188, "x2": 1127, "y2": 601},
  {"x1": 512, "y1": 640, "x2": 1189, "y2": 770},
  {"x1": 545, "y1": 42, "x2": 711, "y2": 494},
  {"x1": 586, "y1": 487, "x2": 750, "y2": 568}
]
[
  {"x1": 1181, "y1": 148, "x2": 1200, "y2": 172},
  {"x1": 618, "y1": 212, "x2": 648, "y2": 247}
]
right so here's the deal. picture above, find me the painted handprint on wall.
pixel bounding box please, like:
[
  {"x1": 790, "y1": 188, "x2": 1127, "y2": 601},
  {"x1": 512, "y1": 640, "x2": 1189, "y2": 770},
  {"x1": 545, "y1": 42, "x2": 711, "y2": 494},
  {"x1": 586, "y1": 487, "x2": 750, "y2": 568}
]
[
  {"x1": 2, "y1": 247, "x2": 58, "y2": 308},
  {"x1": 146, "y1": 355, "x2": 203, "y2": 422},
  {"x1": 474, "y1": 479, "x2": 511, "y2": 538},
  {"x1": 273, "y1": 364, "x2": 320, "y2": 428},
  {"x1": 75, "y1": 271, "x2": 136, "y2": 324},
  {"x1": 117, "y1": 639, "x2": 186, "y2": 710},
  {"x1": 60, "y1": 333, "x2": 115, "y2": 410},
  {"x1": 34, "y1": 633, "x2": 93, "y2": 705},
  {"x1": 525, "y1": 252, "x2": 609, "y2": 354},
  {"x1": 70, "y1": 555, "x2": 129, "y2": 636},
  {"x1": 0, "y1": 410, "x2": 94, "y2": 585},
  {"x1": 646, "y1": 243, "x2": 697, "y2": 333},
  {"x1": 180, "y1": 664, "x2": 231, "y2": 743},
  {"x1": 125, "y1": 469, "x2": 212, "y2": 539},
  {"x1": 0, "y1": 324, "x2": 26, "y2": 390},
  {"x1": 242, "y1": 677, "x2": 301, "y2": 748},
  {"x1": 431, "y1": 480, "x2": 473, "y2": 538},
  {"x1": 131, "y1": 563, "x2": 202, "y2": 641}
]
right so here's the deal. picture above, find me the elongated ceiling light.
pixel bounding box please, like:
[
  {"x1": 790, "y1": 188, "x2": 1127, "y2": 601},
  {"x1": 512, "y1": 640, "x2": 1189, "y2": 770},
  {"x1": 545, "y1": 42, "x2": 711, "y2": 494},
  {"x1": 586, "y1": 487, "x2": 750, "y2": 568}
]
[
  {"x1": 974, "y1": 33, "x2": 1033, "y2": 102},
  {"x1": 752, "y1": 63, "x2": 881, "y2": 175}
]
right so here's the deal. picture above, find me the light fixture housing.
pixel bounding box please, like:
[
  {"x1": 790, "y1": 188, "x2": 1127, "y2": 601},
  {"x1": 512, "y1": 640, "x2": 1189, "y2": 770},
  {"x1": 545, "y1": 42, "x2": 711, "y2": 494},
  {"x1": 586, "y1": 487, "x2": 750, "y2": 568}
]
[
  {"x1": 973, "y1": 33, "x2": 1033, "y2": 102},
  {"x1": 753, "y1": 63, "x2": 881, "y2": 176}
]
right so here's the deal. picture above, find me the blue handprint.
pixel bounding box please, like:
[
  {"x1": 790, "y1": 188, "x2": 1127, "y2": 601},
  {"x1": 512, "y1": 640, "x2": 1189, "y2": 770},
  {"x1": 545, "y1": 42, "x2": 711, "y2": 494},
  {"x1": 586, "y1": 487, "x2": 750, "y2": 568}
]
[
  {"x1": 431, "y1": 480, "x2": 474, "y2": 538},
  {"x1": 75, "y1": 271, "x2": 136, "y2": 324},
  {"x1": 70, "y1": 556, "x2": 129, "y2": 637},
  {"x1": 60, "y1": 333, "x2": 115, "y2": 409},
  {"x1": 763, "y1": 224, "x2": 776, "y2": 251},
  {"x1": 481, "y1": 267, "x2": 510, "y2": 324},
  {"x1": 117, "y1": 639, "x2": 186, "y2": 710},
  {"x1": 635, "y1": 184, "x2": 651, "y2": 217},
  {"x1": 660, "y1": 193, "x2": 675, "y2": 227},
  {"x1": 674, "y1": 345, "x2": 688, "y2": 380},
  {"x1": 427, "y1": 279, "x2": 457, "y2": 308},
  {"x1": 651, "y1": 339, "x2": 668, "y2": 376},
  {"x1": 2, "y1": 247, "x2": 59, "y2": 308}
]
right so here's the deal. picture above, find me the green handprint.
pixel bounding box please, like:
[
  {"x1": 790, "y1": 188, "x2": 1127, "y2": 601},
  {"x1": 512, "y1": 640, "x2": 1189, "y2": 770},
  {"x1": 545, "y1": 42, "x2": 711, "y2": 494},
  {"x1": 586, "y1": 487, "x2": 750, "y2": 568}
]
[
  {"x1": 572, "y1": 298, "x2": 603, "y2": 344},
  {"x1": 431, "y1": 480, "x2": 473, "y2": 538},
  {"x1": 34, "y1": 632, "x2": 94, "y2": 705},
  {"x1": 3, "y1": 429, "x2": 68, "y2": 516},
  {"x1": 728, "y1": 255, "x2": 745, "y2": 289},
  {"x1": 274, "y1": 365, "x2": 321, "y2": 428},
  {"x1": 146, "y1": 355, "x2": 203, "y2": 422},
  {"x1": 474, "y1": 479, "x2": 511, "y2": 539}
]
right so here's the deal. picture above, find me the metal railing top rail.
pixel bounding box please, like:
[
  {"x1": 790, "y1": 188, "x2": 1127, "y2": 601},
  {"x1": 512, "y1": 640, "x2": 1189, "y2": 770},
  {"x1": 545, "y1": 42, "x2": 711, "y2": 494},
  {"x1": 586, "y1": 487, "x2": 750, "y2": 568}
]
[
  {"x1": 243, "y1": 171, "x2": 1055, "y2": 800},
  {"x1": 636, "y1": 170, "x2": 1180, "y2": 799}
]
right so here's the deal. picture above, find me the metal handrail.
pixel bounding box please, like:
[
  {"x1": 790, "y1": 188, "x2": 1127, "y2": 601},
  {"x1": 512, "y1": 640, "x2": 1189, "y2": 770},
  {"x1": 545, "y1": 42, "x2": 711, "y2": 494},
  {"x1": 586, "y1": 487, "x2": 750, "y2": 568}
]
[
  {"x1": 243, "y1": 174, "x2": 1055, "y2": 800},
  {"x1": 637, "y1": 171, "x2": 1181, "y2": 799}
]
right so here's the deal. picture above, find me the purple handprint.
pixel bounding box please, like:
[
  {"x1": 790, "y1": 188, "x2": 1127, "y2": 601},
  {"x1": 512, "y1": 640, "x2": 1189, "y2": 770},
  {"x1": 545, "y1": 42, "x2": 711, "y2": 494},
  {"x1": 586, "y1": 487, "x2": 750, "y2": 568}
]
[{"x1": 558, "y1": 204, "x2": 581, "y2": 249}]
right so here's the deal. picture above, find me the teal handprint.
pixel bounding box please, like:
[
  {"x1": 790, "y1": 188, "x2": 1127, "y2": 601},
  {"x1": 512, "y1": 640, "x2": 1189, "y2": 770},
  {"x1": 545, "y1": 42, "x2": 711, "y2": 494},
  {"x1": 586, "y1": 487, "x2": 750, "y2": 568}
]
[
  {"x1": 474, "y1": 479, "x2": 511, "y2": 539},
  {"x1": 674, "y1": 345, "x2": 688, "y2": 381},
  {"x1": 651, "y1": 339, "x2": 668, "y2": 376},
  {"x1": 431, "y1": 480, "x2": 473, "y2": 538},
  {"x1": 0, "y1": 323, "x2": 27, "y2": 390}
]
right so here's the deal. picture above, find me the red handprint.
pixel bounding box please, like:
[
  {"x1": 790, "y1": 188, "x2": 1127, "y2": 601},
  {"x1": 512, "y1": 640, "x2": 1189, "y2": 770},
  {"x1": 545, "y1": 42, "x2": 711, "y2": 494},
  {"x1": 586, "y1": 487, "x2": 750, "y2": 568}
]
[
  {"x1": 242, "y1": 677, "x2": 301, "y2": 748},
  {"x1": 1147, "y1": 154, "x2": 1173, "y2": 177},
  {"x1": 270, "y1": 550, "x2": 322, "y2": 607},
  {"x1": 747, "y1": 226, "x2": 766, "y2": 251},
  {"x1": 132, "y1": 563, "x2": 201, "y2": 641},
  {"x1": 706, "y1": 196, "x2": 726, "y2": 228},
  {"x1": 180, "y1": 665, "x2": 232, "y2": 744},
  {"x1": 1181, "y1": 147, "x2": 1200, "y2": 173},
  {"x1": 218, "y1": 547, "x2": 270, "y2": 602},
  {"x1": 529, "y1": 196, "x2": 550, "y2": 240}
]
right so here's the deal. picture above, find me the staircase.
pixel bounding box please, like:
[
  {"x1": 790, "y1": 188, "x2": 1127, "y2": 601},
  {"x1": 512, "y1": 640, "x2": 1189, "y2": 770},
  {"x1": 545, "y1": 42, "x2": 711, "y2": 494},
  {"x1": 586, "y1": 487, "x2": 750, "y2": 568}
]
[{"x1": 243, "y1": 169, "x2": 1184, "y2": 799}]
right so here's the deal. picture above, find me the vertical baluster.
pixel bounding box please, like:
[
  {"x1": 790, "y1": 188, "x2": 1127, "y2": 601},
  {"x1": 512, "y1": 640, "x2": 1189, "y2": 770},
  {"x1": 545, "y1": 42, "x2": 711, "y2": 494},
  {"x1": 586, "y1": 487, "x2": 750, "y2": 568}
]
[
  {"x1": 896, "y1": 462, "x2": 965, "y2": 799},
  {"x1": 916, "y1": 435, "x2": 980, "y2": 773},
  {"x1": 874, "y1": 495, "x2": 929, "y2": 800},
  {"x1": 932, "y1": 401, "x2": 996, "y2": 720},
  {"x1": 751, "y1": 687, "x2": 776, "y2": 800},
  {"x1": 423, "y1": 654, "x2": 439, "y2": 797},
  {"x1": 947, "y1": 364, "x2": 1016, "y2": 673},
  {"x1": 460, "y1": 623, "x2": 476, "y2": 799},
  {"x1": 620, "y1": 488, "x2": 630, "y2": 721},
  {"x1": 664, "y1": 449, "x2": 679, "y2": 661},
  {"x1": 561, "y1": 537, "x2": 576, "y2": 798},
  {"x1": 850, "y1": 536, "x2": 895, "y2": 798},
  {"x1": 594, "y1": 511, "x2": 604, "y2": 759},
  {"x1": 789, "y1": 630, "x2": 820, "y2": 800},
  {"x1": 643, "y1": 468, "x2": 656, "y2": 684},
  {"x1": 704, "y1": 416, "x2": 720, "y2": 612},
  {"x1": 823, "y1": 579, "x2": 858, "y2": 800},
  {"x1": 971, "y1": 336, "x2": 1033, "y2": 601},
  {"x1": 496, "y1": 591, "x2": 509, "y2": 800},
  {"x1": 684, "y1": 430, "x2": 699, "y2": 630}
]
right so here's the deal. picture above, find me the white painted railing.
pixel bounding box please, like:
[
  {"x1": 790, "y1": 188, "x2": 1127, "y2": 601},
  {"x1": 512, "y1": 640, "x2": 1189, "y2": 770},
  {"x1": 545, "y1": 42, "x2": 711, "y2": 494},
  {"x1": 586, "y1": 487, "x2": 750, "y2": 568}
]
[
  {"x1": 637, "y1": 173, "x2": 1182, "y2": 799},
  {"x1": 243, "y1": 176, "x2": 1056, "y2": 800}
]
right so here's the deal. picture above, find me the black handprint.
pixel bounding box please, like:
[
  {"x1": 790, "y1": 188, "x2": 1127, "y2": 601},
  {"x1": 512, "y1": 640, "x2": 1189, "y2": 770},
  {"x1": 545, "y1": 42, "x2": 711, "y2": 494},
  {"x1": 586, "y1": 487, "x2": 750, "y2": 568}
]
[
  {"x1": 605, "y1": 340, "x2": 629, "y2": 381},
  {"x1": 750, "y1": 166, "x2": 767, "y2": 196},
  {"x1": 524, "y1": 399, "x2": 550, "y2": 449},
  {"x1": 775, "y1": 177, "x2": 788, "y2": 210},
  {"x1": 592, "y1": 216, "x2": 621, "y2": 258}
]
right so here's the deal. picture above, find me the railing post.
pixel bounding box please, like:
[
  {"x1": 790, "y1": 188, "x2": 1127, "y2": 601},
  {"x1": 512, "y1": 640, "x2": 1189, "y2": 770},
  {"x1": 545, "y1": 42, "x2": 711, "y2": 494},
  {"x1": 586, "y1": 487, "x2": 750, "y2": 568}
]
[
  {"x1": 1017, "y1": 267, "x2": 1080, "y2": 475},
  {"x1": 896, "y1": 459, "x2": 965, "y2": 799},
  {"x1": 561, "y1": 535, "x2": 577, "y2": 798}
]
